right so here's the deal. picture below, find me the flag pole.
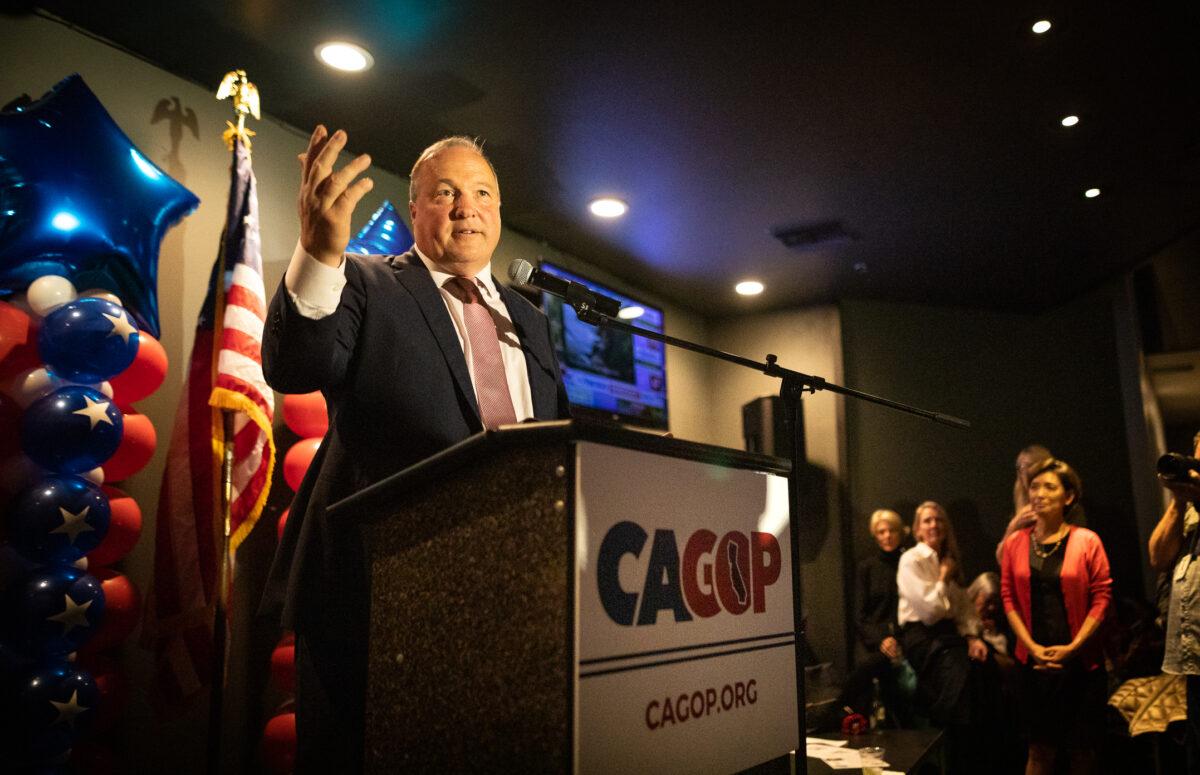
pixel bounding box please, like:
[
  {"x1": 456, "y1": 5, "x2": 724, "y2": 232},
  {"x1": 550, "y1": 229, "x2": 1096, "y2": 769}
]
[
  {"x1": 206, "y1": 410, "x2": 235, "y2": 775},
  {"x1": 206, "y1": 68, "x2": 262, "y2": 775}
]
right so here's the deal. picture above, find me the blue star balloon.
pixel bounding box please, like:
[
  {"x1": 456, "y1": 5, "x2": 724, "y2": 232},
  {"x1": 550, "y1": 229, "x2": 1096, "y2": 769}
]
[
  {"x1": 12, "y1": 663, "x2": 98, "y2": 765},
  {"x1": 347, "y1": 200, "x2": 414, "y2": 255},
  {"x1": 21, "y1": 386, "x2": 123, "y2": 474},
  {"x1": 11, "y1": 565, "x2": 105, "y2": 656},
  {"x1": 0, "y1": 74, "x2": 200, "y2": 338},
  {"x1": 7, "y1": 476, "x2": 111, "y2": 564},
  {"x1": 38, "y1": 297, "x2": 139, "y2": 383}
]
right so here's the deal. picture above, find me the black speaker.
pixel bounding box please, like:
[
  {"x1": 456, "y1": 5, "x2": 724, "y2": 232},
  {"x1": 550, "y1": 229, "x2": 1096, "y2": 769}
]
[{"x1": 742, "y1": 395, "x2": 802, "y2": 460}]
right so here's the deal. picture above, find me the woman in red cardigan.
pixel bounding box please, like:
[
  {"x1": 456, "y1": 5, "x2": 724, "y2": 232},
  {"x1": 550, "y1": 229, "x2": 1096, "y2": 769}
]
[{"x1": 1000, "y1": 458, "x2": 1112, "y2": 775}]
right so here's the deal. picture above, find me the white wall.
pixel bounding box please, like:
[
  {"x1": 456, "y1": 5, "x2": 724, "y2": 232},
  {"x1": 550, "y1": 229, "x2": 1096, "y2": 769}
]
[{"x1": 707, "y1": 308, "x2": 847, "y2": 670}]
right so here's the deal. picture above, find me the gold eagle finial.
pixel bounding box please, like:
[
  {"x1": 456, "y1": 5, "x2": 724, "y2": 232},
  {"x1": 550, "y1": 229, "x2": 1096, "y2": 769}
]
[{"x1": 216, "y1": 69, "x2": 261, "y2": 151}]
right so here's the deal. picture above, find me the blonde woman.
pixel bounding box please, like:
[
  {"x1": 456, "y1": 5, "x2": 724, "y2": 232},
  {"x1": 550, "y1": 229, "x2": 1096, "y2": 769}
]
[
  {"x1": 897, "y1": 501, "x2": 987, "y2": 725},
  {"x1": 857, "y1": 509, "x2": 906, "y2": 662},
  {"x1": 820, "y1": 509, "x2": 909, "y2": 729}
]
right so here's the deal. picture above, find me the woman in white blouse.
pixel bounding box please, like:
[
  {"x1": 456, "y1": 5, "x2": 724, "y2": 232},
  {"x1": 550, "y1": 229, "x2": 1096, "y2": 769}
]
[{"x1": 897, "y1": 501, "x2": 987, "y2": 728}]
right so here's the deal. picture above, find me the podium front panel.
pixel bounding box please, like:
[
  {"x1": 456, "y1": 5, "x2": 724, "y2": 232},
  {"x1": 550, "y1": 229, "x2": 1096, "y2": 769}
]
[{"x1": 574, "y1": 441, "x2": 798, "y2": 774}]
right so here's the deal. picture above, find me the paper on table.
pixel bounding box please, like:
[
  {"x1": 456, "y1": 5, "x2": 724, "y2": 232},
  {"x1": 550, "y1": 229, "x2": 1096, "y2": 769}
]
[
  {"x1": 804, "y1": 740, "x2": 894, "y2": 771},
  {"x1": 805, "y1": 744, "x2": 862, "y2": 770}
]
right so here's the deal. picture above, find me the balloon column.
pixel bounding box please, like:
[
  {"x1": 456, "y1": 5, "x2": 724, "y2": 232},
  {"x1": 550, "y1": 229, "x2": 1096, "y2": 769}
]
[
  {"x1": 0, "y1": 74, "x2": 193, "y2": 769},
  {"x1": 346, "y1": 200, "x2": 414, "y2": 256},
  {"x1": 260, "y1": 390, "x2": 328, "y2": 772}
]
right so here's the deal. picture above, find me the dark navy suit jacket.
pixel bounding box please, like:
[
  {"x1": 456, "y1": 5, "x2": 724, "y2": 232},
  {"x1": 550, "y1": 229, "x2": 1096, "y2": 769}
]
[{"x1": 259, "y1": 249, "x2": 570, "y2": 766}]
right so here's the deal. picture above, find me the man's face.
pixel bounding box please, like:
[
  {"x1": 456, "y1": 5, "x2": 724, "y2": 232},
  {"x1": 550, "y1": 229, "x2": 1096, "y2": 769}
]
[{"x1": 409, "y1": 145, "x2": 501, "y2": 277}]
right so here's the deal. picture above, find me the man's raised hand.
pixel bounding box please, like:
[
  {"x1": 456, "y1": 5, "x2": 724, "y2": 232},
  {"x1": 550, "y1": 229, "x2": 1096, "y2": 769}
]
[{"x1": 298, "y1": 125, "x2": 374, "y2": 267}]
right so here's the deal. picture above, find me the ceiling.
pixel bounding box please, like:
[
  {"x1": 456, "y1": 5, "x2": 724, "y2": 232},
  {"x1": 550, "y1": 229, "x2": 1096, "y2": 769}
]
[{"x1": 25, "y1": 1, "x2": 1200, "y2": 316}]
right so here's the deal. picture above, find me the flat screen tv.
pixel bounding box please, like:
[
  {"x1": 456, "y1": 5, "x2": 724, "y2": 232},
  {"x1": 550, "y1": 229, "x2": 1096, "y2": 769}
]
[{"x1": 537, "y1": 261, "x2": 668, "y2": 429}]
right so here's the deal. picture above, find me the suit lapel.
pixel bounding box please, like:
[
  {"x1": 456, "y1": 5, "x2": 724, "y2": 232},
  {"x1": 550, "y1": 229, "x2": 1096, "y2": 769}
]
[{"x1": 391, "y1": 252, "x2": 480, "y2": 423}]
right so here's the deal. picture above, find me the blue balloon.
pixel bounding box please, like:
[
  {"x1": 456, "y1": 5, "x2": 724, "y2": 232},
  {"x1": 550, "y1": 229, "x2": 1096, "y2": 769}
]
[
  {"x1": 6, "y1": 476, "x2": 111, "y2": 564},
  {"x1": 21, "y1": 386, "x2": 123, "y2": 474},
  {"x1": 10, "y1": 663, "x2": 98, "y2": 766},
  {"x1": 347, "y1": 200, "x2": 414, "y2": 256},
  {"x1": 0, "y1": 74, "x2": 200, "y2": 338},
  {"x1": 38, "y1": 297, "x2": 139, "y2": 383},
  {"x1": 10, "y1": 565, "x2": 105, "y2": 656}
]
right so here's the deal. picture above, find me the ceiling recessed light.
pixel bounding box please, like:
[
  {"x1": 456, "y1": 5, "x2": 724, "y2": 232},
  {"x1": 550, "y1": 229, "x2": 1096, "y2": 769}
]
[
  {"x1": 1061, "y1": 115, "x2": 1079, "y2": 127},
  {"x1": 1032, "y1": 20, "x2": 1052, "y2": 34},
  {"x1": 316, "y1": 42, "x2": 374, "y2": 72},
  {"x1": 735, "y1": 280, "x2": 764, "y2": 296},
  {"x1": 1085, "y1": 188, "x2": 1101, "y2": 198},
  {"x1": 617, "y1": 306, "x2": 644, "y2": 320},
  {"x1": 589, "y1": 197, "x2": 627, "y2": 218}
]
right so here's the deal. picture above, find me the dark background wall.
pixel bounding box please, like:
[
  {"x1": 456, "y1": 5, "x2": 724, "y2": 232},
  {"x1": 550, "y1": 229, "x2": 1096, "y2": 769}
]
[{"x1": 839, "y1": 284, "x2": 1148, "y2": 662}]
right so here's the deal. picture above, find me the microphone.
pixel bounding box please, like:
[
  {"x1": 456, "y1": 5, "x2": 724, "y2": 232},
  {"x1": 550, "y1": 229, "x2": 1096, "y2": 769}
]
[
  {"x1": 1158, "y1": 452, "x2": 1200, "y2": 482},
  {"x1": 508, "y1": 259, "x2": 623, "y2": 318}
]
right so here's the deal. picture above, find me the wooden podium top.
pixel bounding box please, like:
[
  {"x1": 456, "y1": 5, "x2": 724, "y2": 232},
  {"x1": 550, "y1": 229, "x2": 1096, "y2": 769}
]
[{"x1": 328, "y1": 418, "x2": 790, "y2": 520}]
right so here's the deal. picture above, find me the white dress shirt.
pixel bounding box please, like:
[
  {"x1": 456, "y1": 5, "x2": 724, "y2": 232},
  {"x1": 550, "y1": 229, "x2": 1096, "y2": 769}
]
[
  {"x1": 283, "y1": 241, "x2": 534, "y2": 422},
  {"x1": 896, "y1": 541, "x2": 981, "y2": 637}
]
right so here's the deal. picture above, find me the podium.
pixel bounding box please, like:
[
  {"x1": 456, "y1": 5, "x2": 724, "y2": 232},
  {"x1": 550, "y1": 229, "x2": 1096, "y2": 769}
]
[{"x1": 328, "y1": 420, "x2": 802, "y2": 773}]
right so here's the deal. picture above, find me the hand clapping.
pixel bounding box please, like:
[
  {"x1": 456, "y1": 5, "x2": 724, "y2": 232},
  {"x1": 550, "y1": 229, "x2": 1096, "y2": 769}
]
[{"x1": 298, "y1": 125, "x2": 373, "y2": 267}]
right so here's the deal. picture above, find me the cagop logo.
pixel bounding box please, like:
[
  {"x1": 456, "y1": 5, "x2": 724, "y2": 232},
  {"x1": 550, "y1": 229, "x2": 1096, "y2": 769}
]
[{"x1": 597, "y1": 521, "x2": 782, "y2": 626}]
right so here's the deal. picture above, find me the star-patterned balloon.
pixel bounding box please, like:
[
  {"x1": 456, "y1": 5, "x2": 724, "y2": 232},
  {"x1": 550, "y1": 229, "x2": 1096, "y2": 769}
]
[
  {"x1": 11, "y1": 565, "x2": 105, "y2": 655},
  {"x1": 38, "y1": 297, "x2": 139, "y2": 383},
  {"x1": 6, "y1": 475, "x2": 111, "y2": 564},
  {"x1": 12, "y1": 663, "x2": 98, "y2": 765},
  {"x1": 21, "y1": 385, "x2": 123, "y2": 473},
  {"x1": 347, "y1": 200, "x2": 414, "y2": 256},
  {"x1": 0, "y1": 74, "x2": 201, "y2": 338}
]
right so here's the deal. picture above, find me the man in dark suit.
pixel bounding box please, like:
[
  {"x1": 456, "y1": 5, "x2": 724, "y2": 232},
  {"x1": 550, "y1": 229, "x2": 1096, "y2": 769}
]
[{"x1": 260, "y1": 125, "x2": 571, "y2": 771}]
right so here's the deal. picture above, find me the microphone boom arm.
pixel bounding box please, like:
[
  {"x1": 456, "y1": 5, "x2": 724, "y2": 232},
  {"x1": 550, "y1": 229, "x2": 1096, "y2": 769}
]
[{"x1": 568, "y1": 301, "x2": 970, "y2": 429}]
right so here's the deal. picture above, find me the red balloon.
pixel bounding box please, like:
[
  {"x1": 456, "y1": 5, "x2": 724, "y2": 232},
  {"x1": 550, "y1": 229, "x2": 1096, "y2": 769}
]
[
  {"x1": 277, "y1": 507, "x2": 290, "y2": 542},
  {"x1": 260, "y1": 712, "x2": 297, "y2": 774},
  {"x1": 283, "y1": 391, "x2": 328, "y2": 438},
  {"x1": 270, "y1": 637, "x2": 296, "y2": 694},
  {"x1": 103, "y1": 407, "x2": 157, "y2": 482},
  {"x1": 0, "y1": 301, "x2": 32, "y2": 367},
  {"x1": 283, "y1": 437, "x2": 320, "y2": 491},
  {"x1": 87, "y1": 485, "x2": 143, "y2": 566},
  {"x1": 81, "y1": 568, "x2": 141, "y2": 653},
  {"x1": 0, "y1": 300, "x2": 34, "y2": 368},
  {"x1": 76, "y1": 652, "x2": 127, "y2": 733},
  {"x1": 109, "y1": 333, "x2": 168, "y2": 405}
]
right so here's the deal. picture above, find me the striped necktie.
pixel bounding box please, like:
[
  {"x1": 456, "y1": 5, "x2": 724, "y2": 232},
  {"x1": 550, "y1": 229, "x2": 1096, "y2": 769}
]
[{"x1": 447, "y1": 276, "x2": 518, "y2": 429}]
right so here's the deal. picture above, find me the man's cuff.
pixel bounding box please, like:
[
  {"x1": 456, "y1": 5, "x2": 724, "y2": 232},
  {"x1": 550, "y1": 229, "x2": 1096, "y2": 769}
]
[{"x1": 284, "y1": 240, "x2": 347, "y2": 320}]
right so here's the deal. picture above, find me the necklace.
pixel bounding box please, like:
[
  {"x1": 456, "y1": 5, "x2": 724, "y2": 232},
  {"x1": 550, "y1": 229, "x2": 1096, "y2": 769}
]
[{"x1": 1032, "y1": 528, "x2": 1068, "y2": 559}]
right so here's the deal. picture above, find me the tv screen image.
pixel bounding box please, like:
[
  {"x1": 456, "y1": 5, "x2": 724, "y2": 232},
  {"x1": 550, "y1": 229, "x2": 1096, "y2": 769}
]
[{"x1": 537, "y1": 262, "x2": 667, "y2": 429}]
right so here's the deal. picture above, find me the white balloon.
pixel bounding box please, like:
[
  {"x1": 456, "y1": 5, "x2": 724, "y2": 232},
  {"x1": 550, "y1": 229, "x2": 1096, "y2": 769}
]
[
  {"x1": 74, "y1": 556, "x2": 89, "y2": 571},
  {"x1": 6, "y1": 367, "x2": 59, "y2": 408},
  {"x1": 96, "y1": 381, "x2": 114, "y2": 399},
  {"x1": 81, "y1": 467, "x2": 105, "y2": 486},
  {"x1": 81, "y1": 288, "x2": 122, "y2": 306},
  {"x1": 26, "y1": 275, "x2": 77, "y2": 317}
]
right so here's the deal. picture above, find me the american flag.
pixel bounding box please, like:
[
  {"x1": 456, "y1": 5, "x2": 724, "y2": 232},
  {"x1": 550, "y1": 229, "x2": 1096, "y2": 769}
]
[{"x1": 144, "y1": 136, "x2": 275, "y2": 705}]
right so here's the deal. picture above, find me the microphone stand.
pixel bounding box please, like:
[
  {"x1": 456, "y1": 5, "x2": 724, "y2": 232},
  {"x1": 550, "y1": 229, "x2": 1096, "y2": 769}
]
[{"x1": 567, "y1": 297, "x2": 969, "y2": 773}]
